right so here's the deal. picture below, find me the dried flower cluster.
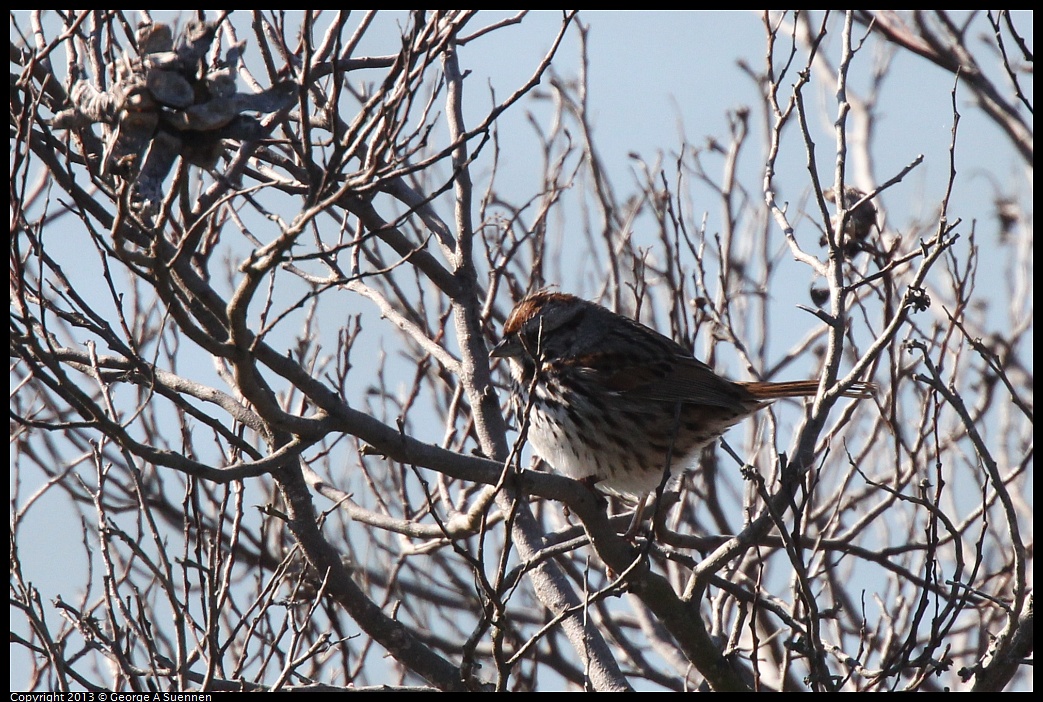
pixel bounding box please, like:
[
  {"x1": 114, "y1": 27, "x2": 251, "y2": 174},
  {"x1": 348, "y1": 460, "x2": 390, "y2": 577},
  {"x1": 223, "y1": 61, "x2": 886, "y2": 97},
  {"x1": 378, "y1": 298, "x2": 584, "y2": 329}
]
[{"x1": 51, "y1": 20, "x2": 295, "y2": 202}]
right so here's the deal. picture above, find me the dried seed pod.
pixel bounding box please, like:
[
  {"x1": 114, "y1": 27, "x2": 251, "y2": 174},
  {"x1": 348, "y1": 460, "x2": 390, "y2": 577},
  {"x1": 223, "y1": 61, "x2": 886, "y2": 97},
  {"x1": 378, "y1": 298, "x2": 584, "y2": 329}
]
[
  {"x1": 49, "y1": 19, "x2": 292, "y2": 201},
  {"x1": 136, "y1": 129, "x2": 183, "y2": 202},
  {"x1": 204, "y1": 68, "x2": 237, "y2": 100},
  {"x1": 175, "y1": 20, "x2": 217, "y2": 71},
  {"x1": 146, "y1": 70, "x2": 195, "y2": 108},
  {"x1": 136, "y1": 22, "x2": 173, "y2": 55}
]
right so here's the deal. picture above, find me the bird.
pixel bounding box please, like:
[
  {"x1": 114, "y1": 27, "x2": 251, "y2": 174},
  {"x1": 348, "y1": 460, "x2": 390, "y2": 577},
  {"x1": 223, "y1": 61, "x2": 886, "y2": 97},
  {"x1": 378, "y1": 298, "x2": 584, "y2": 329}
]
[
  {"x1": 821, "y1": 185, "x2": 879, "y2": 256},
  {"x1": 490, "y1": 291, "x2": 873, "y2": 500}
]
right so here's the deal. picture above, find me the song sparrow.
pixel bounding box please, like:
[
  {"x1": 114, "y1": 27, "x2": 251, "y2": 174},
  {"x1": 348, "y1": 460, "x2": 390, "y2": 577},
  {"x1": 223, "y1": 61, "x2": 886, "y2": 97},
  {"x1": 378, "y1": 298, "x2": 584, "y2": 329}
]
[{"x1": 490, "y1": 291, "x2": 873, "y2": 499}]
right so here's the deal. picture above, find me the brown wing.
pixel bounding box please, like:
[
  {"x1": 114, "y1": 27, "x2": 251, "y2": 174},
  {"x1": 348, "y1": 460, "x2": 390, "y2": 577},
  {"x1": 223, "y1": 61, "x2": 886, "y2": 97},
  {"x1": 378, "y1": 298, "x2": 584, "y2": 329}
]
[{"x1": 563, "y1": 349, "x2": 755, "y2": 413}]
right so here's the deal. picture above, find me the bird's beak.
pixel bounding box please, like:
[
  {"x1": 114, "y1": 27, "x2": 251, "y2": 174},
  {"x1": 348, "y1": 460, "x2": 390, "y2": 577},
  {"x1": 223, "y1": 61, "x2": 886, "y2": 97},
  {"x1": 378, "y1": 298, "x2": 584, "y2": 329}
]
[{"x1": 489, "y1": 336, "x2": 521, "y2": 359}]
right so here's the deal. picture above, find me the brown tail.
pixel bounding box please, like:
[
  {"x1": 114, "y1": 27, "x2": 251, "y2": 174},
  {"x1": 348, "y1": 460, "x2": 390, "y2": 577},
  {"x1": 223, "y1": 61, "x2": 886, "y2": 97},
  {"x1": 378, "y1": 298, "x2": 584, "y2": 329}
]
[{"x1": 740, "y1": 380, "x2": 876, "y2": 400}]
